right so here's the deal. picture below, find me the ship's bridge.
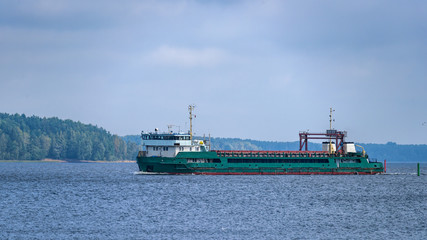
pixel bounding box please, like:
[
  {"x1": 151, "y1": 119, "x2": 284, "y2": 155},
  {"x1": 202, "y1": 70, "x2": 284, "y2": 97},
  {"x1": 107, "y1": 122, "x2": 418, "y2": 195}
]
[
  {"x1": 141, "y1": 133, "x2": 192, "y2": 146},
  {"x1": 141, "y1": 131, "x2": 209, "y2": 158}
]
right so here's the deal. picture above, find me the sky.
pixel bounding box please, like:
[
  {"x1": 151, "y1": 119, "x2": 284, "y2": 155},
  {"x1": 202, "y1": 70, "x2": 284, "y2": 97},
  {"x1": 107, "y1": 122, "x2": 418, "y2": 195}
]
[{"x1": 0, "y1": 0, "x2": 426, "y2": 144}]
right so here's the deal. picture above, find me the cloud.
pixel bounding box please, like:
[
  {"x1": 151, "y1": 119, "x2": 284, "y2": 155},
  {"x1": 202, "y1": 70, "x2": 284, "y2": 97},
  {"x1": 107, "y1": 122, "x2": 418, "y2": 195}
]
[
  {"x1": 1, "y1": 0, "x2": 426, "y2": 143},
  {"x1": 147, "y1": 45, "x2": 229, "y2": 67}
]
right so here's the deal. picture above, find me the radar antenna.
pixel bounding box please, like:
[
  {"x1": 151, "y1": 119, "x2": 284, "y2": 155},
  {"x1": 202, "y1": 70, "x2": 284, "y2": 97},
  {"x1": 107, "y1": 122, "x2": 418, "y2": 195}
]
[{"x1": 167, "y1": 124, "x2": 181, "y2": 133}]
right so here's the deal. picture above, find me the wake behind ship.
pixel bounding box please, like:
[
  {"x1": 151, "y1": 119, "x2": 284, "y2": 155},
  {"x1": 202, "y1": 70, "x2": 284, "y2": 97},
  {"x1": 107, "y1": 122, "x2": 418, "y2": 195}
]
[{"x1": 136, "y1": 106, "x2": 384, "y2": 175}]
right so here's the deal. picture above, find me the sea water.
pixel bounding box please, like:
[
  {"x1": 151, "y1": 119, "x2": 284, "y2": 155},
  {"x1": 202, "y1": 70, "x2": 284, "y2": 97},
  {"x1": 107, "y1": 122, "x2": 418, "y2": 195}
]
[{"x1": 0, "y1": 162, "x2": 426, "y2": 239}]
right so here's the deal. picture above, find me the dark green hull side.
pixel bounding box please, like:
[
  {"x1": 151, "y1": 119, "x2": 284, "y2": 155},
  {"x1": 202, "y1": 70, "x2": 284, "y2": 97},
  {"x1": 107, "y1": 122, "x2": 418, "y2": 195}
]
[{"x1": 136, "y1": 151, "x2": 384, "y2": 175}]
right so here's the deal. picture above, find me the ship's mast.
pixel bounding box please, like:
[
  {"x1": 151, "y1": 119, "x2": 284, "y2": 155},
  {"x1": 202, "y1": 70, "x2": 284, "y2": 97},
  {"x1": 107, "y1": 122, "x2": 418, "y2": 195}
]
[
  {"x1": 329, "y1": 107, "x2": 335, "y2": 154},
  {"x1": 188, "y1": 105, "x2": 195, "y2": 141}
]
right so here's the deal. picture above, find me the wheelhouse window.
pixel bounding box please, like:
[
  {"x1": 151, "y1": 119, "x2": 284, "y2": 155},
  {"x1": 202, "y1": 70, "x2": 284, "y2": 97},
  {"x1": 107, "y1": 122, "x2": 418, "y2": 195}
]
[{"x1": 143, "y1": 134, "x2": 191, "y2": 140}]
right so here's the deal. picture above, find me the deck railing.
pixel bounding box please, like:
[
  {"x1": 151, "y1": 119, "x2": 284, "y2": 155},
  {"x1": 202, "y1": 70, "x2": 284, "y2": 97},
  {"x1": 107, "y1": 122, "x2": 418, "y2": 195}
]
[{"x1": 213, "y1": 150, "x2": 330, "y2": 158}]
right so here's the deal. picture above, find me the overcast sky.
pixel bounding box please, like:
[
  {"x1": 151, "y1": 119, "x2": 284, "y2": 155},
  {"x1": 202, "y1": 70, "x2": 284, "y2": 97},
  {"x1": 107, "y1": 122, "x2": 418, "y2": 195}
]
[{"x1": 1, "y1": 0, "x2": 426, "y2": 144}]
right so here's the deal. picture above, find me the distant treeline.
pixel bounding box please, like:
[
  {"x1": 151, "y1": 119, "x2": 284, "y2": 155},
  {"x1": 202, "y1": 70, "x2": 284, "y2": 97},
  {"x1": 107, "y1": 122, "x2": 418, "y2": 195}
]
[
  {"x1": 209, "y1": 137, "x2": 322, "y2": 152},
  {"x1": 0, "y1": 113, "x2": 139, "y2": 160},
  {"x1": 207, "y1": 138, "x2": 427, "y2": 163},
  {"x1": 1, "y1": 112, "x2": 426, "y2": 162},
  {"x1": 123, "y1": 135, "x2": 426, "y2": 163}
]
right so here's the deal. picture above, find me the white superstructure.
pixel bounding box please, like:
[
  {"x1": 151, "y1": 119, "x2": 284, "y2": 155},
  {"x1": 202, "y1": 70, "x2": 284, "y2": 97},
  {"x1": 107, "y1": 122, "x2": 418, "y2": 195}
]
[
  {"x1": 141, "y1": 131, "x2": 209, "y2": 158},
  {"x1": 343, "y1": 142, "x2": 356, "y2": 154},
  {"x1": 322, "y1": 141, "x2": 336, "y2": 153}
]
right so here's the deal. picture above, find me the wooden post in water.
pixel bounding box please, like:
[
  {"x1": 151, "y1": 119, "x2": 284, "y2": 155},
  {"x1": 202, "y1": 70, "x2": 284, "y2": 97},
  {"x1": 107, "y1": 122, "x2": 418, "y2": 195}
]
[{"x1": 417, "y1": 163, "x2": 420, "y2": 176}]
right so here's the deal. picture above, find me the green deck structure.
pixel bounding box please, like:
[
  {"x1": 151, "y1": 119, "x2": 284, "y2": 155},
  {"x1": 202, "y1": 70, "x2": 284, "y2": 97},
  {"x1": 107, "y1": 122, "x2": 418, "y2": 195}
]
[
  {"x1": 137, "y1": 150, "x2": 384, "y2": 175},
  {"x1": 137, "y1": 106, "x2": 383, "y2": 175}
]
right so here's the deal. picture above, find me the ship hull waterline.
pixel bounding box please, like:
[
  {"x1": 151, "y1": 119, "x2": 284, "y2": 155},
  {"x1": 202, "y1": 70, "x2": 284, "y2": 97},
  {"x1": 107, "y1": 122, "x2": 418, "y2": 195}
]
[
  {"x1": 136, "y1": 171, "x2": 382, "y2": 175},
  {"x1": 136, "y1": 151, "x2": 384, "y2": 175}
]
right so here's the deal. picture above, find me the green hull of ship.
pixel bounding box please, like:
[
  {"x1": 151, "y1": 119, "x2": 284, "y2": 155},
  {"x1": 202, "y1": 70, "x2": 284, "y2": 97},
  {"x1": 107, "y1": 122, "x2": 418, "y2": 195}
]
[{"x1": 136, "y1": 151, "x2": 384, "y2": 175}]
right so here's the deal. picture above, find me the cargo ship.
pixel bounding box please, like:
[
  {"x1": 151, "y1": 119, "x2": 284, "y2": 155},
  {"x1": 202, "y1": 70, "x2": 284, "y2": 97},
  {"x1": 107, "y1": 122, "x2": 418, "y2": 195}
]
[{"x1": 136, "y1": 106, "x2": 384, "y2": 175}]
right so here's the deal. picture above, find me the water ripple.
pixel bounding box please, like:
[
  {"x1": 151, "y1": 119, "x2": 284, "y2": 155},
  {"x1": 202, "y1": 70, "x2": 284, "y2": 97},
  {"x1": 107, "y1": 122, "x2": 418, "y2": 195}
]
[{"x1": 1, "y1": 162, "x2": 426, "y2": 239}]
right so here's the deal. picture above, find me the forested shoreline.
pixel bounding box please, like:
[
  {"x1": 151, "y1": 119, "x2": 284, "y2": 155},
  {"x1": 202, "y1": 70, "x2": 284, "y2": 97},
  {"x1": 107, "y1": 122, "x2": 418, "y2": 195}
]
[
  {"x1": 122, "y1": 135, "x2": 427, "y2": 162},
  {"x1": 0, "y1": 113, "x2": 138, "y2": 161},
  {"x1": 123, "y1": 135, "x2": 426, "y2": 163},
  {"x1": 208, "y1": 137, "x2": 427, "y2": 163},
  {"x1": 1, "y1": 113, "x2": 426, "y2": 162}
]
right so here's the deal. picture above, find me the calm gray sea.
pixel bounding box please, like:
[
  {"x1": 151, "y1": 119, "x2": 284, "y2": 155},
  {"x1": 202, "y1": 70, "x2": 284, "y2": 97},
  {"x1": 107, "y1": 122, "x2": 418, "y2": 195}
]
[{"x1": 0, "y1": 162, "x2": 426, "y2": 239}]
